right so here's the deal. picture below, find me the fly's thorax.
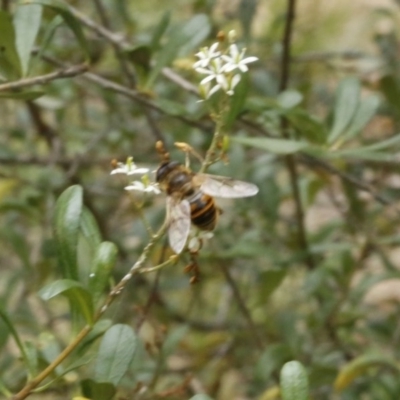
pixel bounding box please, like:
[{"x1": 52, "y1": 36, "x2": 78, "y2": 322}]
[{"x1": 156, "y1": 161, "x2": 193, "y2": 194}]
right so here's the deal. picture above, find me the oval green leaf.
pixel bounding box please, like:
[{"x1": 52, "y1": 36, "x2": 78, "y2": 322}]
[
  {"x1": 277, "y1": 90, "x2": 303, "y2": 109},
  {"x1": 21, "y1": 0, "x2": 89, "y2": 59},
  {"x1": 189, "y1": 395, "x2": 214, "y2": 400},
  {"x1": 88, "y1": 241, "x2": 118, "y2": 305},
  {"x1": 343, "y1": 95, "x2": 380, "y2": 140},
  {"x1": 94, "y1": 324, "x2": 137, "y2": 386},
  {"x1": 80, "y1": 207, "x2": 102, "y2": 257},
  {"x1": 38, "y1": 279, "x2": 94, "y2": 324},
  {"x1": 232, "y1": 136, "x2": 309, "y2": 154},
  {"x1": 146, "y1": 14, "x2": 210, "y2": 87},
  {"x1": 81, "y1": 379, "x2": 116, "y2": 400},
  {"x1": 328, "y1": 77, "x2": 360, "y2": 144},
  {"x1": 13, "y1": 3, "x2": 42, "y2": 76},
  {"x1": 0, "y1": 11, "x2": 22, "y2": 78},
  {"x1": 54, "y1": 185, "x2": 83, "y2": 280},
  {"x1": 280, "y1": 360, "x2": 309, "y2": 400}
]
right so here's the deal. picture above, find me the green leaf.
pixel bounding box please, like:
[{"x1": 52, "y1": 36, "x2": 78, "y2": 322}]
[
  {"x1": 329, "y1": 77, "x2": 360, "y2": 144},
  {"x1": 285, "y1": 109, "x2": 327, "y2": 144},
  {"x1": 80, "y1": 207, "x2": 101, "y2": 253},
  {"x1": 343, "y1": 95, "x2": 380, "y2": 140},
  {"x1": 0, "y1": 90, "x2": 44, "y2": 100},
  {"x1": 328, "y1": 133, "x2": 400, "y2": 161},
  {"x1": 231, "y1": 136, "x2": 309, "y2": 154},
  {"x1": 21, "y1": 0, "x2": 89, "y2": 59},
  {"x1": 280, "y1": 361, "x2": 309, "y2": 400},
  {"x1": 334, "y1": 353, "x2": 400, "y2": 391},
  {"x1": 277, "y1": 90, "x2": 303, "y2": 109},
  {"x1": 88, "y1": 242, "x2": 118, "y2": 305},
  {"x1": 178, "y1": 14, "x2": 211, "y2": 56},
  {"x1": 150, "y1": 11, "x2": 171, "y2": 51},
  {"x1": 24, "y1": 341, "x2": 38, "y2": 378},
  {"x1": 94, "y1": 324, "x2": 137, "y2": 385},
  {"x1": 54, "y1": 185, "x2": 83, "y2": 280},
  {"x1": 38, "y1": 279, "x2": 94, "y2": 324},
  {"x1": 124, "y1": 45, "x2": 151, "y2": 77},
  {"x1": 146, "y1": 14, "x2": 210, "y2": 87},
  {"x1": 77, "y1": 319, "x2": 113, "y2": 356},
  {"x1": 0, "y1": 306, "x2": 31, "y2": 374},
  {"x1": 38, "y1": 14, "x2": 63, "y2": 61},
  {"x1": 81, "y1": 379, "x2": 116, "y2": 400},
  {"x1": 189, "y1": 395, "x2": 214, "y2": 400},
  {"x1": 0, "y1": 11, "x2": 22, "y2": 78},
  {"x1": 13, "y1": 3, "x2": 42, "y2": 76},
  {"x1": 257, "y1": 269, "x2": 287, "y2": 303}
]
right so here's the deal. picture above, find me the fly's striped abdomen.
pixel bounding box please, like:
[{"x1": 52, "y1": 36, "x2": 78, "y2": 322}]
[{"x1": 188, "y1": 192, "x2": 217, "y2": 231}]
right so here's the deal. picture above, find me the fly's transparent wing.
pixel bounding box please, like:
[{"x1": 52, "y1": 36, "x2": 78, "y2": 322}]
[
  {"x1": 166, "y1": 197, "x2": 191, "y2": 254},
  {"x1": 194, "y1": 173, "x2": 259, "y2": 198}
]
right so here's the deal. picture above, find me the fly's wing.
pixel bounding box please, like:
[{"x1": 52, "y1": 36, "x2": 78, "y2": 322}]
[
  {"x1": 166, "y1": 196, "x2": 191, "y2": 254},
  {"x1": 194, "y1": 173, "x2": 259, "y2": 198}
]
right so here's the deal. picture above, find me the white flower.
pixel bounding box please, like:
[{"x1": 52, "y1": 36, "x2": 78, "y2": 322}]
[
  {"x1": 193, "y1": 42, "x2": 220, "y2": 69},
  {"x1": 196, "y1": 58, "x2": 231, "y2": 98},
  {"x1": 125, "y1": 181, "x2": 161, "y2": 195},
  {"x1": 188, "y1": 231, "x2": 214, "y2": 252},
  {"x1": 222, "y1": 44, "x2": 258, "y2": 73},
  {"x1": 193, "y1": 35, "x2": 258, "y2": 99},
  {"x1": 111, "y1": 157, "x2": 149, "y2": 176}
]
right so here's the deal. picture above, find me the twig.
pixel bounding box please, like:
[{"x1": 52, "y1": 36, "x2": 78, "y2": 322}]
[
  {"x1": 219, "y1": 264, "x2": 264, "y2": 350},
  {"x1": 68, "y1": 5, "x2": 128, "y2": 47},
  {"x1": 82, "y1": 71, "x2": 210, "y2": 130},
  {"x1": 12, "y1": 220, "x2": 169, "y2": 400},
  {"x1": 279, "y1": 0, "x2": 296, "y2": 92},
  {"x1": 300, "y1": 154, "x2": 400, "y2": 213},
  {"x1": 0, "y1": 64, "x2": 88, "y2": 92},
  {"x1": 278, "y1": 0, "x2": 315, "y2": 269}
]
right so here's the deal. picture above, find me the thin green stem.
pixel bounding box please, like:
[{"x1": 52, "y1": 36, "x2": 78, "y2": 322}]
[{"x1": 12, "y1": 220, "x2": 169, "y2": 400}]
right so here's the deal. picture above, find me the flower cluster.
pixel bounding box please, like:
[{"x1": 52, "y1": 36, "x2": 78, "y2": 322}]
[
  {"x1": 111, "y1": 157, "x2": 160, "y2": 194},
  {"x1": 193, "y1": 32, "x2": 258, "y2": 99}
]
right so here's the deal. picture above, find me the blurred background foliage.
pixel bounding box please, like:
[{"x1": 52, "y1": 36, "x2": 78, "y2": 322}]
[{"x1": 2, "y1": 0, "x2": 400, "y2": 399}]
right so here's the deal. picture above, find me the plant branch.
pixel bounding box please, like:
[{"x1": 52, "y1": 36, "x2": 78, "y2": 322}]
[
  {"x1": 12, "y1": 221, "x2": 170, "y2": 400},
  {"x1": 0, "y1": 64, "x2": 88, "y2": 92},
  {"x1": 12, "y1": 325, "x2": 92, "y2": 400},
  {"x1": 278, "y1": 0, "x2": 315, "y2": 269},
  {"x1": 219, "y1": 264, "x2": 265, "y2": 350}
]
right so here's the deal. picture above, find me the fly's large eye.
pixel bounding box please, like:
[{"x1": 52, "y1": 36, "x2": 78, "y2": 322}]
[{"x1": 156, "y1": 161, "x2": 180, "y2": 182}]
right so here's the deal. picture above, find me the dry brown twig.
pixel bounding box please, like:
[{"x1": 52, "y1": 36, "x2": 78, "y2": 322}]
[{"x1": 0, "y1": 64, "x2": 88, "y2": 92}]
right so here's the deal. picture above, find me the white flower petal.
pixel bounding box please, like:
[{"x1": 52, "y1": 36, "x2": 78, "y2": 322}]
[
  {"x1": 209, "y1": 42, "x2": 220, "y2": 53},
  {"x1": 195, "y1": 67, "x2": 213, "y2": 75},
  {"x1": 229, "y1": 44, "x2": 239, "y2": 58},
  {"x1": 230, "y1": 74, "x2": 241, "y2": 89},
  {"x1": 241, "y1": 56, "x2": 258, "y2": 64},
  {"x1": 216, "y1": 74, "x2": 229, "y2": 91},
  {"x1": 110, "y1": 167, "x2": 129, "y2": 175},
  {"x1": 207, "y1": 83, "x2": 221, "y2": 98},
  {"x1": 200, "y1": 74, "x2": 216, "y2": 85},
  {"x1": 127, "y1": 167, "x2": 150, "y2": 175},
  {"x1": 124, "y1": 181, "x2": 160, "y2": 194}
]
